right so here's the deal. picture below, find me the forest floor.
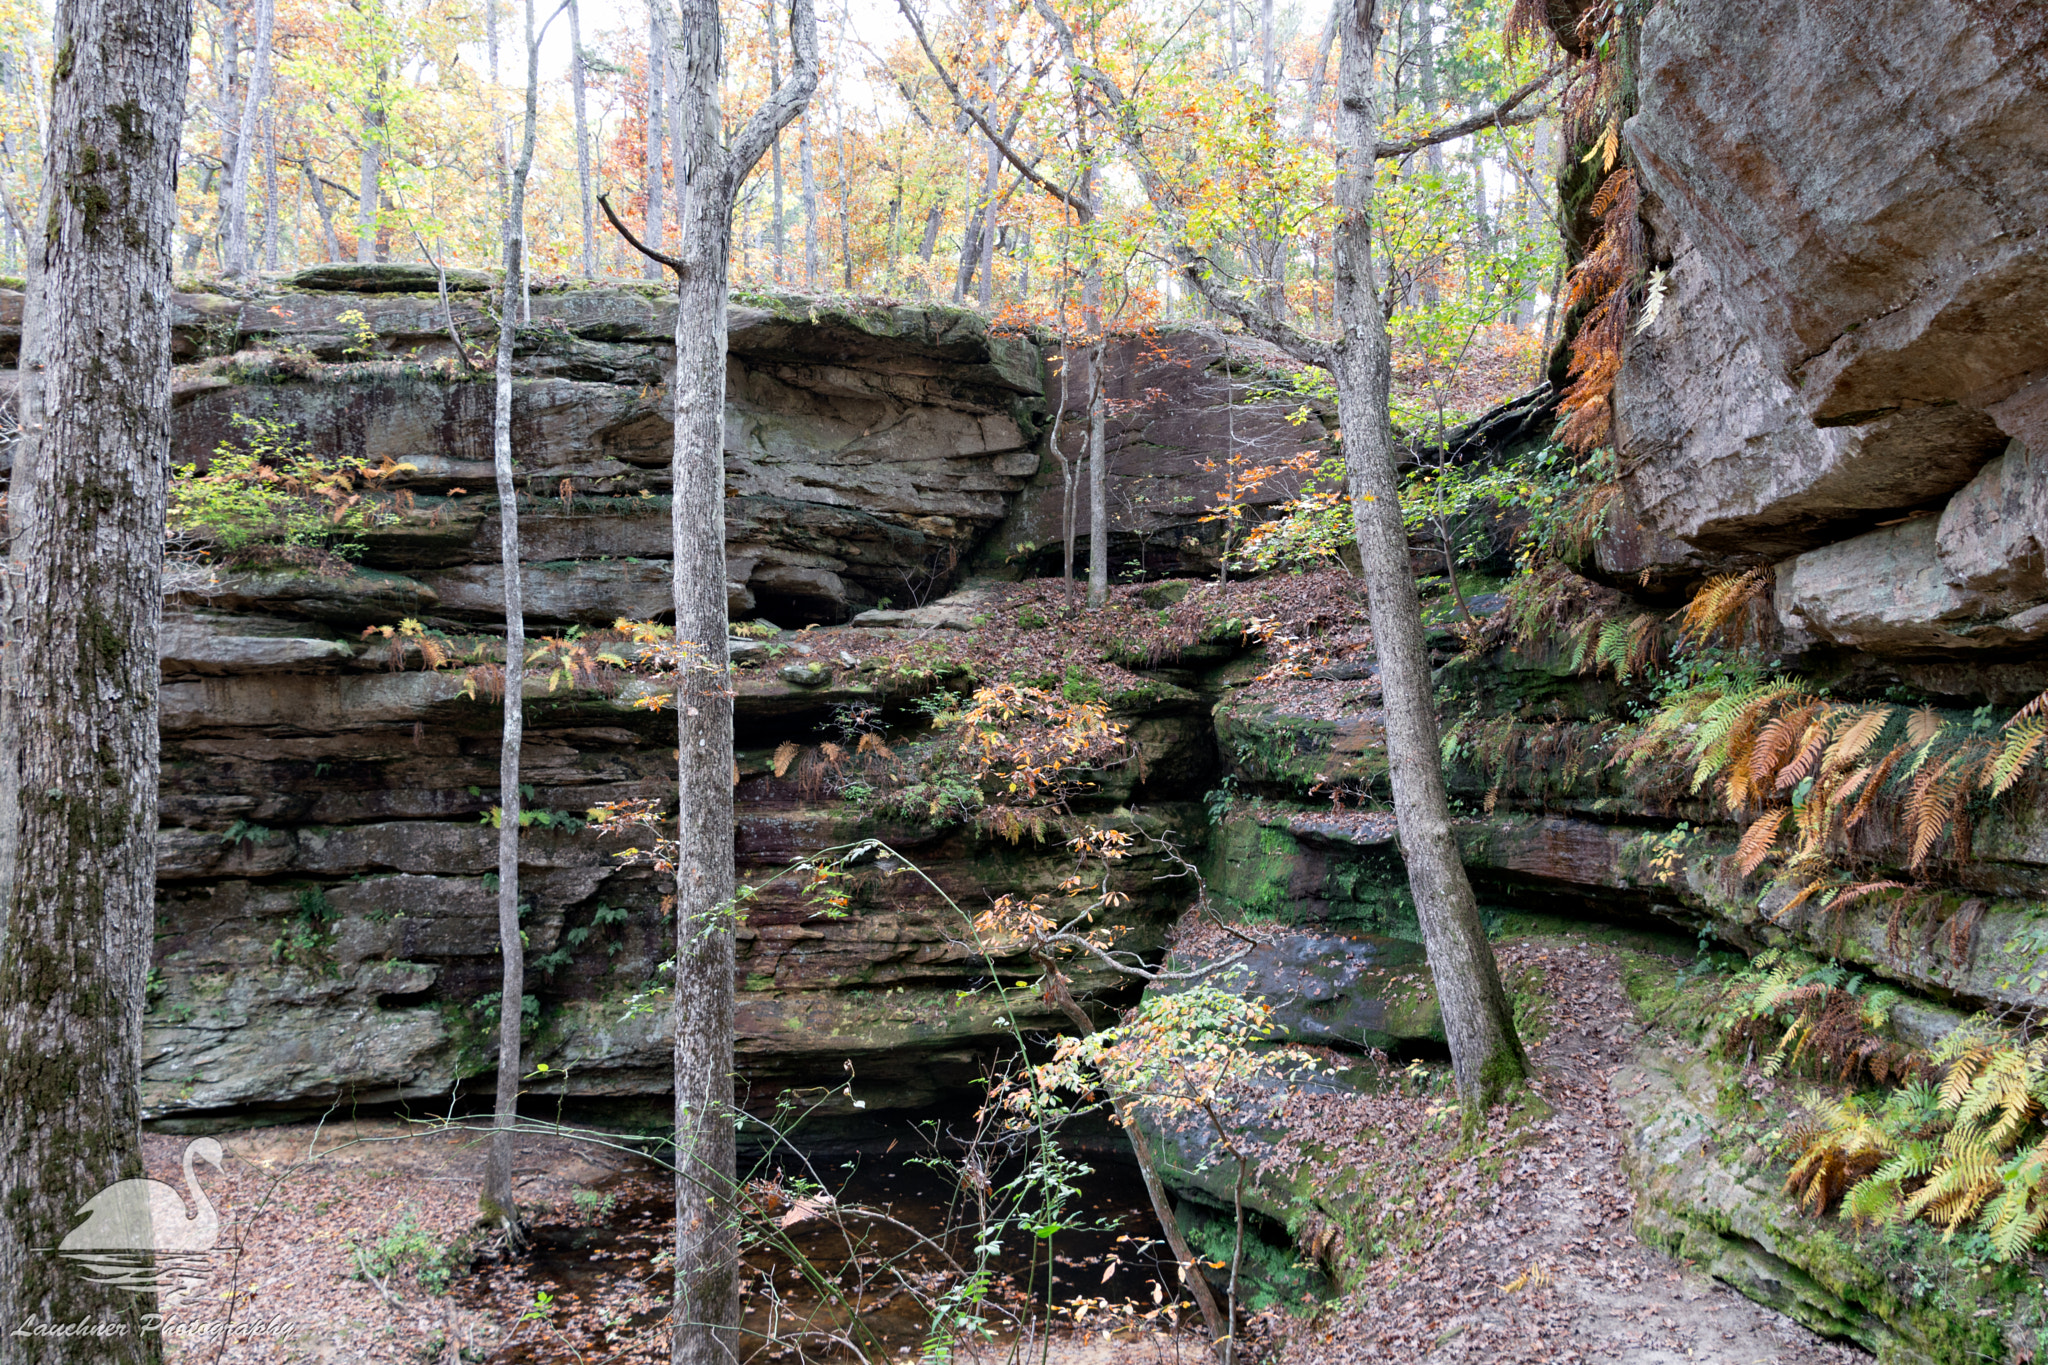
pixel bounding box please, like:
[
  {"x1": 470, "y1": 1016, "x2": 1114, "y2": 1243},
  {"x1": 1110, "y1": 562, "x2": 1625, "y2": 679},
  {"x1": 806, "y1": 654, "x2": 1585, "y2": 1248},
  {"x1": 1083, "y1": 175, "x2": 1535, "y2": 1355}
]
[
  {"x1": 1270, "y1": 934, "x2": 1866, "y2": 1365},
  {"x1": 132, "y1": 935, "x2": 1867, "y2": 1365}
]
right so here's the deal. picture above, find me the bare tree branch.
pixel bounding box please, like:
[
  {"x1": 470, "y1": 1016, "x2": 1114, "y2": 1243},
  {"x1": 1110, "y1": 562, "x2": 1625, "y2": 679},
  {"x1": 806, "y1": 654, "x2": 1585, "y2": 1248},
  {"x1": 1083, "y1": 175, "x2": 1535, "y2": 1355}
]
[
  {"x1": 1374, "y1": 69, "x2": 1558, "y2": 158},
  {"x1": 896, "y1": 0, "x2": 1092, "y2": 221},
  {"x1": 728, "y1": 0, "x2": 819, "y2": 184},
  {"x1": 597, "y1": 191, "x2": 684, "y2": 276}
]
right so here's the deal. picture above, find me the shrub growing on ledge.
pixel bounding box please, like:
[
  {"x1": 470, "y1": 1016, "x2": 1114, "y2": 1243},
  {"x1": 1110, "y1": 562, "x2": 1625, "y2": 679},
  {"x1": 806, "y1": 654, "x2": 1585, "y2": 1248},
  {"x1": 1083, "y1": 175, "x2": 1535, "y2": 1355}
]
[{"x1": 169, "y1": 410, "x2": 416, "y2": 566}]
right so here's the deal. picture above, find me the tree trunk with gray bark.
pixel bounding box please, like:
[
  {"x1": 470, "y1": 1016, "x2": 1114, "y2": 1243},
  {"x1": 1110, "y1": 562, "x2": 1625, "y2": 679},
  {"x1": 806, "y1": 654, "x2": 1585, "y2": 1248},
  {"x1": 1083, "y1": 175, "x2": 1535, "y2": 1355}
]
[
  {"x1": 223, "y1": 0, "x2": 275, "y2": 278},
  {"x1": 643, "y1": 0, "x2": 667, "y2": 280},
  {"x1": 0, "y1": 0, "x2": 190, "y2": 1353},
  {"x1": 604, "y1": 0, "x2": 815, "y2": 1356},
  {"x1": 569, "y1": 0, "x2": 595, "y2": 279},
  {"x1": 480, "y1": 0, "x2": 551, "y2": 1243},
  {"x1": 1331, "y1": 0, "x2": 1525, "y2": 1106}
]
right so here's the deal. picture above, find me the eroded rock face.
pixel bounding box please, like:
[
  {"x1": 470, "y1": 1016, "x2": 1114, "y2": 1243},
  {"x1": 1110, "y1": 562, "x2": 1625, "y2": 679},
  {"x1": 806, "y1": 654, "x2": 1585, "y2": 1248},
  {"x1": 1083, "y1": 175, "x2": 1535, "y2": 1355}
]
[
  {"x1": 1615, "y1": 236, "x2": 2010, "y2": 561},
  {"x1": 1775, "y1": 444, "x2": 2048, "y2": 654},
  {"x1": 1627, "y1": 0, "x2": 2048, "y2": 444},
  {"x1": 1620, "y1": 1044, "x2": 2022, "y2": 1363},
  {"x1": 1613, "y1": 0, "x2": 2048, "y2": 624},
  {"x1": 991, "y1": 329, "x2": 1335, "y2": 578},
  {"x1": 150, "y1": 289, "x2": 1045, "y2": 626}
]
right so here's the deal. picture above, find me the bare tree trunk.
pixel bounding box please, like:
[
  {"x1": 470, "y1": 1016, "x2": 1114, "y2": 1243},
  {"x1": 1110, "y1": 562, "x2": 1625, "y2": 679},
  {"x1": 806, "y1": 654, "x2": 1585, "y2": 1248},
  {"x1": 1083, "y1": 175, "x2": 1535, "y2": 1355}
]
[
  {"x1": 304, "y1": 162, "x2": 344, "y2": 260},
  {"x1": 975, "y1": 141, "x2": 996, "y2": 308},
  {"x1": 1260, "y1": 0, "x2": 1275, "y2": 91},
  {"x1": 604, "y1": 0, "x2": 815, "y2": 1355},
  {"x1": 883, "y1": 182, "x2": 900, "y2": 283},
  {"x1": 1331, "y1": 0, "x2": 1524, "y2": 1106},
  {"x1": 1086, "y1": 337, "x2": 1108, "y2": 607},
  {"x1": 798, "y1": 113, "x2": 818, "y2": 288},
  {"x1": 1038, "y1": 988, "x2": 1230, "y2": 1355},
  {"x1": 917, "y1": 200, "x2": 941, "y2": 289},
  {"x1": 480, "y1": 0, "x2": 552, "y2": 1244},
  {"x1": 356, "y1": 69, "x2": 386, "y2": 263},
  {"x1": 262, "y1": 107, "x2": 279, "y2": 269},
  {"x1": 835, "y1": 2, "x2": 851, "y2": 290},
  {"x1": 223, "y1": 0, "x2": 275, "y2": 277},
  {"x1": 569, "y1": 0, "x2": 595, "y2": 279},
  {"x1": 1470, "y1": 133, "x2": 1491, "y2": 253},
  {"x1": 644, "y1": 0, "x2": 667, "y2": 280},
  {"x1": 1415, "y1": 0, "x2": 1442, "y2": 308},
  {"x1": 0, "y1": 0, "x2": 189, "y2": 1352},
  {"x1": 766, "y1": 0, "x2": 784, "y2": 282},
  {"x1": 1515, "y1": 122, "x2": 1550, "y2": 329}
]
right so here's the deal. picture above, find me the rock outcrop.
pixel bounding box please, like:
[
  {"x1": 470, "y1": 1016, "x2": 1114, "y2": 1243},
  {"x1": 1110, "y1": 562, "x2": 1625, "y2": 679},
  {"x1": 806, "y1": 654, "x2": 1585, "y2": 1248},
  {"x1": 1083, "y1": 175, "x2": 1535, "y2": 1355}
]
[
  {"x1": 1610, "y1": 0, "x2": 2048, "y2": 669},
  {"x1": 0, "y1": 276, "x2": 1238, "y2": 1124},
  {"x1": 990, "y1": 328, "x2": 1336, "y2": 578}
]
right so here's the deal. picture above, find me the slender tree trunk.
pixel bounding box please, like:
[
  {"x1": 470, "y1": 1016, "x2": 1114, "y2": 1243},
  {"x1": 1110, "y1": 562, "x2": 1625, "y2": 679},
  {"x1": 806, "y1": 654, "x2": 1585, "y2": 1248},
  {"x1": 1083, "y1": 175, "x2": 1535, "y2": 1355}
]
[
  {"x1": 607, "y1": 1, "x2": 815, "y2": 1357},
  {"x1": 1515, "y1": 122, "x2": 1550, "y2": 329},
  {"x1": 1039, "y1": 986, "x2": 1230, "y2": 1355},
  {"x1": 1086, "y1": 338, "x2": 1108, "y2": 606},
  {"x1": 670, "y1": 120, "x2": 739, "y2": 1365},
  {"x1": 883, "y1": 182, "x2": 900, "y2": 284},
  {"x1": 644, "y1": 0, "x2": 667, "y2": 280},
  {"x1": 0, "y1": 0, "x2": 189, "y2": 1353},
  {"x1": 766, "y1": 0, "x2": 784, "y2": 282},
  {"x1": 1470, "y1": 132, "x2": 1491, "y2": 254},
  {"x1": 798, "y1": 114, "x2": 818, "y2": 288},
  {"x1": 953, "y1": 197, "x2": 983, "y2": 302},
  {"x1": 976, "y1": 145, "x2": 997, "y2": 309},
  {"x1": 356, "y1": 73, "x2": 386, "y2": 263},
  {"x1": 835, "y1": 5, "x2": 851, "y2": 291},
  {"x1": 480, "y1": 0, "x2": 551, "y2": 1243},
  {"x1": 1415, "y1": 0, "x2": 1442, "y2": 308},
  {"x1": 1331, "y1": 0, "x2": 1525, "y2": 1107},
  {"x1": 262, "y1": 108, "x2": 279, "y2": 269},
  {"x1": 917, "y1": 200, "x2": 941, "y2": 285},
  {"x1": 569, "y1": 0, "x2": 595, "y2": 279},
  {"x1": 223, "y1": 0, "x2": 275, "y2": 277},
  {"x1": 304, "y1": 162, "x2": 345, "y2": 260}
]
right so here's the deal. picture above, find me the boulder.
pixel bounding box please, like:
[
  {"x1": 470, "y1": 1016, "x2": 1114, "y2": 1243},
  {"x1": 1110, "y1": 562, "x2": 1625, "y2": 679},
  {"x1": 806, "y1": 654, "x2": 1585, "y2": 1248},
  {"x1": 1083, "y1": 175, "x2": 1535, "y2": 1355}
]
[
  {"x1": 1615, "y1": 230, "x2": 2012, "y2": 562},
  {"x1": 1776, "y1": 450, "x2": 2048, "y2": 654},
  {"x1": 1159, "y1": 928, "x2": 1441, "y2": 1052},
  {"x1": 160, "y1": 613, "x2": 354, "y2": 676},
  {"x1": 176, "y1": 566, "x2": 440, "y2": 626},
  {"x1": 415, "y1": 559, "x2": 675, "y2": 625},
  {"x1": 1934, "y1": 439, "x2": 2048, "y2": 599}
]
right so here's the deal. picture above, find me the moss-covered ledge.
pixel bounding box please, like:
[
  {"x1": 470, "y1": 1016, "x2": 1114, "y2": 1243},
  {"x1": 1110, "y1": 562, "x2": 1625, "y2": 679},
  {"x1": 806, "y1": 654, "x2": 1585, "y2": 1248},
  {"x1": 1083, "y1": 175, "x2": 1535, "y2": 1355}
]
[{"x1": 1615, "y1": 1041, "x2": 2044, "y2": 1364}]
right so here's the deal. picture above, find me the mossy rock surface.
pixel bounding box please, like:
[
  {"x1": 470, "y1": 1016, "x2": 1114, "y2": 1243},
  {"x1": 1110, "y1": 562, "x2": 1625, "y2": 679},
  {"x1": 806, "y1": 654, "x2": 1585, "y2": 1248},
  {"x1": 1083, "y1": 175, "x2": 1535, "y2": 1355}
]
[
  {"x1": 288, "y1": 262, "x2": 496, "y2": 293},
  {"x1": 1617, "y1": 1036, "x2": 2045, "y2": 1363}
]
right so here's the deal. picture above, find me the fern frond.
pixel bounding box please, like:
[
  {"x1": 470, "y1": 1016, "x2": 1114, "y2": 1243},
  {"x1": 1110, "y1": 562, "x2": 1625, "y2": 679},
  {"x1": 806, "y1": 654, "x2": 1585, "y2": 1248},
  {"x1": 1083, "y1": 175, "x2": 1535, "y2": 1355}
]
[
  {"x1": 1907, "y1": 757, "x2": 1968, "y2": 866},
  {"x1": 1824, "y1": 708, "x2": 1889, "y2": 774},
  {"x1": 1843, "y1": 746, "x2": 1903, "y2": 834},
  {"x1": 1907, "y1": 706, "x2": 1945, "y2": 747},
  {"x1": 1751, "y1": 704, "x2": 1819, "y2": 788},
  {"x1": 1774, "y1": 712, "x2": 1838, "y2": 792},
  {"x1": 1586, "y1": 163, "x2": 1630, "y2": 217},
  {"x1": 1985, "y1": 717, "x2": 2048, "y2": 797},
  {"x1": 1679, "y1": 569, "x2": 1768, "y2": 647},
  {"x1": 1690, "y1": 683, "x2": 1802, "y2": 794},
  {"x1": 1735, "y1": 810, "x2": 1789, "y2": 876},
  {"x1": 772, "y1": 741, "x2": 800, "y2": 778},
  {"x1": 1775, "y1": 877, "x2": 1829, "y2": 921},
  {"x1": 1824, "y1": 881, "x2": 1905, "y2": 914}
]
